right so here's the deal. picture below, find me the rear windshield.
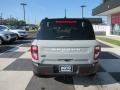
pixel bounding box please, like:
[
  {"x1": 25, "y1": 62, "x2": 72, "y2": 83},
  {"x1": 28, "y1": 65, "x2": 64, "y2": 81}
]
[{"x1": 37, "y1": 19, "x2": 95, "y2": 40}]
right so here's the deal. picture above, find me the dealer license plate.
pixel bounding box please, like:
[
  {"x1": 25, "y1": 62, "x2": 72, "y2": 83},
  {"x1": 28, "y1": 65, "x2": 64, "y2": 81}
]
[{"x1": 59, "y1": 65, "x2": 73, "y2": 72}]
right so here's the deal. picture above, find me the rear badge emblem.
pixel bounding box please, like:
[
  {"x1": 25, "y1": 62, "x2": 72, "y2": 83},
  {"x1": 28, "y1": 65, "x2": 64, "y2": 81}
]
[{"x1": 41, "y1": 55, "x2": 46, "y2": 57}]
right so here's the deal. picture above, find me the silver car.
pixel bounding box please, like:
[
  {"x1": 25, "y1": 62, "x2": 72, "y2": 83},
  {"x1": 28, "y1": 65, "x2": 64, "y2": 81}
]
[
  {"x1": 31, "y1": 18, "x2": 101, "y2": 77},
  {"x1": 0, "y1": 25, "x2": 28, "y2": 39},
  {"x1": 0, "y1": 26, "x2": 17, "y2": 44}
]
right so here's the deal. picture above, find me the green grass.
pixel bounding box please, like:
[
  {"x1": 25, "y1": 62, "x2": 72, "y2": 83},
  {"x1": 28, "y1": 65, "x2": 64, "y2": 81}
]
[{"x1": 97, "y1": 36, "x2": 120, "y2": 46}]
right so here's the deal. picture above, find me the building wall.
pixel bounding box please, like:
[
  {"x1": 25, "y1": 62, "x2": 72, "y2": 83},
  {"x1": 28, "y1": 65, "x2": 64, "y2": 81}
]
[
  {"x1": 92, "y1": 0, "x2": 120, "y2": 36},
  {"x1": 105, "y1": 13, "x2": 120, "y2": 36},
  {"x1": 105, "y1": 15, "x2": 111, "y2": 36},
  {"x1": 93, "y1": 25, "x2": 110, "y2": 36},
  {"x1": 111, "y1": 12, "x2": 120, "y2": 35}
]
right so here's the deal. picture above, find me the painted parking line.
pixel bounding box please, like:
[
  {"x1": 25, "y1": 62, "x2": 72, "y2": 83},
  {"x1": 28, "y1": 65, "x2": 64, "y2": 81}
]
[
  {"x1": 0, "y1": 58, "x2": 16, "y2": 70},
  {"x1": 20, "y1": 51, "x2": 31, "y2": 59},
  {"x1": 0, "y1": 71, "x2": 33, "y2": 90},
  {"x1": 0, "y1": 40, "x2": 31, "y2": 56},
  {"x1": 0, "y1": 44, "x2": 23, "y2": 56},
  {"x1": 0, "y1": 52, "x2": 24, "y2": 58},
  {"x1": 0, "y1": 46, "x2": 14, "y2": 54},
  {"x1": 8, "y1": 47, "x2": 30, "y2": 52}
]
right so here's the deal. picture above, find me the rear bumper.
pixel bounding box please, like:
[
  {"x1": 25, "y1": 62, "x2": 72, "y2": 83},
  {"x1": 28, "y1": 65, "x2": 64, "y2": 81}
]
[
  {"x1": 9, "y1": 34, "x2": 18, "y2": 41},
  {"x1": 19, "y1": 35, "x2": 28, "y2": 38},
  {"x1": 10, "y1": 37, "x2": 17, "y2": 41},
  {"x1": 32, "y1": 63, "x2": 99, "y2": 76}
]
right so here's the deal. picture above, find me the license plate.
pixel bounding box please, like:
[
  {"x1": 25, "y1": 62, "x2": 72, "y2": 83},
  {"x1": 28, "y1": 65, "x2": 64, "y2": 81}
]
[{"x1": 59, "y1": 65, "x2": 73, "y2": 72}]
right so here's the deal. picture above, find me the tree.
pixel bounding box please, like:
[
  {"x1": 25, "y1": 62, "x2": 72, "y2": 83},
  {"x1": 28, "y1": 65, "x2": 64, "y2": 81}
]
[
  {"x1": 18, "y1": 20, "x2": 26, "y2": 26},
  {"x1": 1, "y1": 17, "x2": 19, "y2": 26},
  {"x1": 0, "y1": 17, "x2": 26, "y2": 28}
]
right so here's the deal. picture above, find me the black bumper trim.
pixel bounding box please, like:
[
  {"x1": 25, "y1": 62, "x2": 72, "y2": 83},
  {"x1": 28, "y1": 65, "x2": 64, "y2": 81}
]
[{"x1": 33, "y1": 63, "x2": 99, "y2": 76}]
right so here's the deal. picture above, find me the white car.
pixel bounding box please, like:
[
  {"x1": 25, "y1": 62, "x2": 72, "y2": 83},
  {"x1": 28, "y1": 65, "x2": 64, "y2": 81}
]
[
  {"x1": 31, "y1": 18, "x2": 101, "y2": 77},
  {"x1": 0, "y1": 25, "x2": 28, "y2": 39},
  {"x1": 0, "y1": 26, "x2": 17, "y2": 44}
]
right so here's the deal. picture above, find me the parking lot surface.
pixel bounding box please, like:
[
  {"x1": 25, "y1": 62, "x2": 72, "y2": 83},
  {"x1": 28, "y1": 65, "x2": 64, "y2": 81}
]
[{"x1": 0, "y1": 33, "x2": 120, "y2": 90}]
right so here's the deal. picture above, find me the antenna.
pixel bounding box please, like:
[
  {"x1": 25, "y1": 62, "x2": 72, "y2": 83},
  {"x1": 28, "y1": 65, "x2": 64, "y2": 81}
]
[{"x1": 64, "y1": 8, "x2": 67, "y2": 18}]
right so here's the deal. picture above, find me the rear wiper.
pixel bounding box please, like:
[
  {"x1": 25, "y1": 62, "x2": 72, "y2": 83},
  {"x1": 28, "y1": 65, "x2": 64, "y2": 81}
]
[{"x1": 56, "y1": 36, "x2": 71, "y2": 39}]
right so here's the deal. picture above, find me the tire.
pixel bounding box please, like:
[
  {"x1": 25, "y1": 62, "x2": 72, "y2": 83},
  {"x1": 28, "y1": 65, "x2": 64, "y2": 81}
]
[
  {"x1": 88, "y1": 72, "x2": 97, "y2": 77},
  {"x1": 33, "y1": 65, "x2": 41, "y2": 77},
  {"x1": 0, "y1": 38, "x2": 3, "y2": 45},
  {"x1": 32, "y1": 64, "x2": 52, "y2": 78},
  {"x1": 88, "y1": 63, "x2": 99, "y2": 77},
  {"x1": 33, "y1": 68, "x2": 51, "y2": 78},
  {"x1": 16, "y1": 34, "x2": 19, "y2": 40},
  {"x1": 88, "y1": 73, "x2": 97, "y2": 80}
]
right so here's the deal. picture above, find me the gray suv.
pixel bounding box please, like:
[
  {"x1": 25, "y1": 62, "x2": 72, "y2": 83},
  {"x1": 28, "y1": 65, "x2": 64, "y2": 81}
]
[{"x1": 31, "y1": 18, "x2": 101, "y2": 77}]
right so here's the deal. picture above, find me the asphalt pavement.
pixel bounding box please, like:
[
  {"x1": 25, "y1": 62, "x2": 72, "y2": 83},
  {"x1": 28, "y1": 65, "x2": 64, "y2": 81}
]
[{"x1": 0, "y1": 33, "x2": 120, "y2": 90}]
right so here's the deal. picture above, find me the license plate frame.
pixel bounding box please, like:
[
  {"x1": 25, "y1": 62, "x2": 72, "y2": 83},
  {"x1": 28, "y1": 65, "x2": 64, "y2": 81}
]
[{"x1": 59, "y1": 65, "x2": 73, "y2": 72}]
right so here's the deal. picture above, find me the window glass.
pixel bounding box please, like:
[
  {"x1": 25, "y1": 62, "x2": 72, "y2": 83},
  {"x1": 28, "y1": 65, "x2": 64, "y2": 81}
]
[{"x1": 37, "y1": 19, "x2": 95, "y2": 40}]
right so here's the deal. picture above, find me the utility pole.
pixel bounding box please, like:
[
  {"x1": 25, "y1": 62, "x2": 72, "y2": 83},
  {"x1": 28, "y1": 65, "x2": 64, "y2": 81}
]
[
  {"x1": 80, "y1": 5, "x2": 86, "y2": 18},
  {"x1": 20, "y1": 3, "x2": 27, "y2": 23},
  {"x1": 10, "y1": 15, "x2": 12, "y2": 19},
  {"x1": 0, "y1": 13, "x2": 2, "y2": 24}
]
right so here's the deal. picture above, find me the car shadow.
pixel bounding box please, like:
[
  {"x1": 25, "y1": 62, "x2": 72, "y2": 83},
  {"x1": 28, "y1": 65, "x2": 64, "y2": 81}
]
[
  {"x1": 54, "y1": 51, "x2": 120, "y2": 86},
  {"x1": 72, "y1": 74, "x2": 117, "y2": 87},
  {"x1": 54, "y1": 72, "x2": 117, "y2": 86},
  {"x1": 54, "y1": 75, "x2": 73, "y2": 85}
]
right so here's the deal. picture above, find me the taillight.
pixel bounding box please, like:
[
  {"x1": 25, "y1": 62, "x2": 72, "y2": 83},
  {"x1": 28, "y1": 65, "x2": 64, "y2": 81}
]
[
  {"x1": 31, "y1": 45, "x2": 39, "y2": 60},
  {"x1": 94, "y1": 45, "x2": 101, "y2": 60}
]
